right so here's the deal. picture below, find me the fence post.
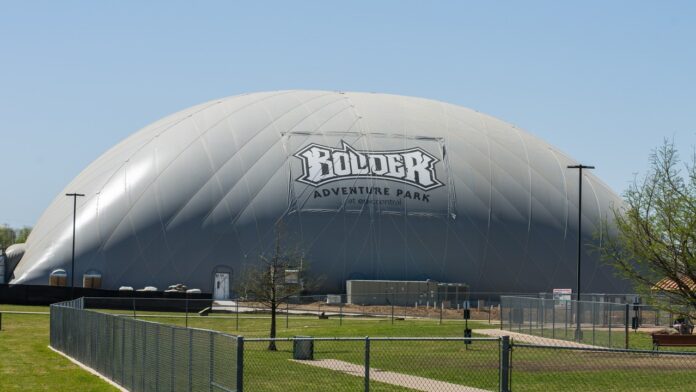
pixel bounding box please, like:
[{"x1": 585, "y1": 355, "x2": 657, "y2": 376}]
[
  {"x1": 0, "y1": 312, "x2": 2, "y2": 331},
  {"x1": 111, "y1": 315, "x2": 117, "y2": 382},
  {"x1": 608, "y1": 304, "x2": 612, "y2": 347},
  {"x1": 188, "y1": 329, "x2": 193, "y2": 392},
  {"x1": 500, "y1": 336, "x2": 510, "y2": 392},
  {"x1": 122, "y1": 318, "x2": 126, "y2": 384},
  {"x1": 142, "y1": 323, "x2": 147, "y2": 392},
  {"x1": 500, "y1": 304, "x2": 504, "y2": 331},
  {"x1": 564, "y1": 300, "x2": 568, "y2": 338},
  {"x1": 592, "y1": 301, "x2": 596, "y2": 346},
  {"x1": 155, "y1": 324, "x2": 160, "y2": 392},
  {"x1": 552, "y1": 303, "x2": 555, "y2": 339},
  {"x1": 540, "y1": 299, "x2": 544, "y2": 337},
  {"x1": 209, "y1": 331, "x2": 214, "y2": 392},
  {"x1": 236, "y1": 300, "x2": 239, "y2": 331},
  {"x1": 624, "y1": 303, "x2": 629, "y2": 349},
  {"x1": 236, "y1": 336, "x2": 244, "y2": 392},
  {"x1": 170, "y1": 328, "x2": 175, "y2": 389},
  {"x1": 364, "y1": 337, "x2": 370, "y2": 392}
]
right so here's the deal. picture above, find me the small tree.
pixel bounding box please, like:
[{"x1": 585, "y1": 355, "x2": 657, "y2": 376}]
[
  {"x1": 0, "y1": 225, "x2": 16, "y2": 248},
  {"x1": 0, "y1": 225, "x2": 31, "y2": 248},
  {"x1": 15, "y1": 227, "x2": 31, "y2": 243},
  {"x1": 241, "y1": 222, "x2": 309, "y2": 350},
  {"x1": 602, "y1": 140, "x2": 696, "y2": 317}
]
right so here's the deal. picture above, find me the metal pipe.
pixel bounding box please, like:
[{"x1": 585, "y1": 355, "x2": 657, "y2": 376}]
[
  {"x1": 236, "y1": 336, "x2": 244, "y2": 392},
  {"x1": 65, "y1": 193, "x2": 85, "y2": 299},
  {"x1": 364, "y1": 337, "x2": 370, "y2": 392},
  {"x1": 500, "y1": 336, "x2": 511, "y2": 392},
  {"x1": 567, "y1": 164, "x2": 594, "y2": 341},
  {"x1": 243, "y1": 336, "x2": 501, "y2": 342}
]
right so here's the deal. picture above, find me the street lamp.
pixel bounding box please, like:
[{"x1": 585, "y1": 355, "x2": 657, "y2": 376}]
[
  {"x1": 66, "y1": 193, "x2": 85, "y2": 299},
  {"x1": 567, "y1": 164, "x2": 594, "y2": 342}
]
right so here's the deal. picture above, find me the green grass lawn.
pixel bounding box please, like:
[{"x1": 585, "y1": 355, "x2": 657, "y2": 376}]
[
  {"x1": 2, "y1": 304, "x2": 696, "y2": 391},
  {"x1": 0, "y1": 310, "x2": 117, "y2": 391},
  {"x1": 0, "y1": 304, "x2": 50, "y2": 313}
]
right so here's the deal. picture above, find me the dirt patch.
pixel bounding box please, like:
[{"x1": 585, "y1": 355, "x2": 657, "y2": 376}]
[{"x1": 262, "y1": 301, "x2": 500, "y2": 321}]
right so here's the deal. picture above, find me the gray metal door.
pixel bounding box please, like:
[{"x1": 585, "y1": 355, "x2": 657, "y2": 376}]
[{"x1": 213, "y1": 272, "x2": 229, "y2": 300}]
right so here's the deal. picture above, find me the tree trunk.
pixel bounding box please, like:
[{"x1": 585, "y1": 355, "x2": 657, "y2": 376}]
[{"x1": 268, "y1": 300, "x2": 277, "y2": 351}]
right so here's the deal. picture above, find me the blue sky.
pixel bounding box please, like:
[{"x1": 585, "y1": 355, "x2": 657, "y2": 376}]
[{"x1": 1, "y1": 1, "x2": 695, "y2": 227}]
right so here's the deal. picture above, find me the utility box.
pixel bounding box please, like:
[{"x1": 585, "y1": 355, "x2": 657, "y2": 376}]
[{"x1": 293, "y1": 337, "x2": 314, "y2": 360}]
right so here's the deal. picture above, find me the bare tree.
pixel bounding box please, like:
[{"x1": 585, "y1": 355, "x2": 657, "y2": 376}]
[
  {"x1": 241, "y1": 222, "x2": 310, "y2": 350},
  {"x1": 602, "y1": 140, "x2": 696, "y2": 317}
]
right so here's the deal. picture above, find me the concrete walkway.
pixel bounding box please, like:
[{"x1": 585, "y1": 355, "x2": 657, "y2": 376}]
[
  {"x1": 475, "y1": 329, "x2": 600, "y2": 348},
  {"x1": 293, "y1": 359, "x2": 491, "y2": 392}
]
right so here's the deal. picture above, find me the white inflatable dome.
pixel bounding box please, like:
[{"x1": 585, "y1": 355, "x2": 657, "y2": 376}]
[{"x1": 11, "y1": 90, "x2": 624, "y2": 293}]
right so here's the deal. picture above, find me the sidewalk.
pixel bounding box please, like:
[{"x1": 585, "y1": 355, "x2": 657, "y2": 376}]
[
  {"x1": 475, "y1": 328, "x2": 600, "y2": 348},
  {"x1": 294, "y1": 359, "x2": 491, "y2": 392}
]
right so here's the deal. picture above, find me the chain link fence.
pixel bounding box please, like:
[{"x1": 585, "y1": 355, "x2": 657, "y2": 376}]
[
  {"x1": 501, "y1": 296, "x2": 632, "y2": 348},
  {"x1": 76, "y1": 294, "x2": 685, "y2": 336},
  {"x1": 50, "y1": 298, "x2": 240, "y2": 392},
  {"x1": 50, "y1": 297, "x2": 696, "y2": 391},
  {"x1": 509, "y1": 344, "x2": 696, "y2": 391},
  {"x1": 240, "y1": 336, "x2": 696, "y2": 391},
  {"x1": 78, "y1": 295, "x2": 501, "y2": 330},
  {"x1": 243, "y1": 337, "x2": 503, "y2": 392}
]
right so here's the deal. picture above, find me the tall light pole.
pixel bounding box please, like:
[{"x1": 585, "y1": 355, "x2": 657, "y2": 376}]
[
  {"x1": 66, "y1": 193, "x2": 85, "y2": 299},
  {"x1": 567, "y1": 164, "x2": 594, "y2": 341}
]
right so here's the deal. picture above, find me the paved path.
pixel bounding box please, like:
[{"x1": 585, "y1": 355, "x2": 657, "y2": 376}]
[
  {"x1": 475, "y1": 329, "x2": 600, "y2": 348},
  {"x1": 293, "y1": 359, "x2": 491, "y2": 392}
]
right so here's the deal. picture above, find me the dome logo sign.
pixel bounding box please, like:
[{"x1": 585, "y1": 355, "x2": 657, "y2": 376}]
[{"x1": 294, "y1": 141, "x2": 444, "y2": 191}]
